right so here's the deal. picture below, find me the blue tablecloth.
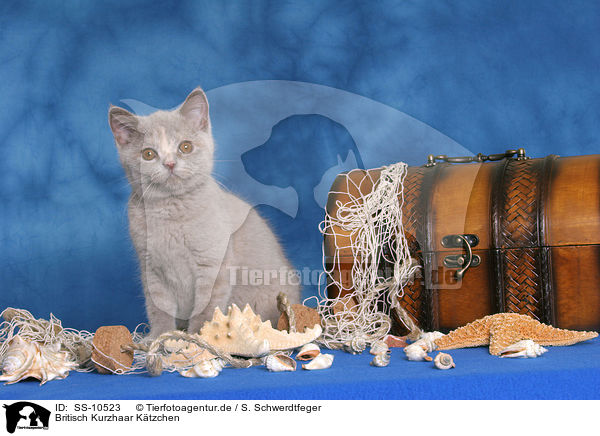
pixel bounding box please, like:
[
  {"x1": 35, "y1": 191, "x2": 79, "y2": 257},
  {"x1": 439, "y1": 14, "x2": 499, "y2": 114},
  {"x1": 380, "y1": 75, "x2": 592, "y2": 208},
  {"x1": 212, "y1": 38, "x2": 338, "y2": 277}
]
[{"x1": 1, "y1": 339, "x2": 598, "y2": 400}]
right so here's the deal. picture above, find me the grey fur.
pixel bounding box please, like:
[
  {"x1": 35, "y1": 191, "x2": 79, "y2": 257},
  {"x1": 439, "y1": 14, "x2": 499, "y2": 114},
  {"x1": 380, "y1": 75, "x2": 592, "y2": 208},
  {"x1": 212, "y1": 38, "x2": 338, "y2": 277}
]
[{"x1": 109, "y1": 87, "x2": 300, "y2": 338}]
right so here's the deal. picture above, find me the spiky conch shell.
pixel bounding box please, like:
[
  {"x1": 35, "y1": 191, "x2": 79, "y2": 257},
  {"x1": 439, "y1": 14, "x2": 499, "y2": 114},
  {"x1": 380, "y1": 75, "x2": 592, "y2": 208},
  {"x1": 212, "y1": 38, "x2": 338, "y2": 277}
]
[
  {"x1": 198, "y1": 304, "x2": 322, "y2": 358},
  {"x1": 0, "y1": 336, "x2": 78, "y2": 385}
]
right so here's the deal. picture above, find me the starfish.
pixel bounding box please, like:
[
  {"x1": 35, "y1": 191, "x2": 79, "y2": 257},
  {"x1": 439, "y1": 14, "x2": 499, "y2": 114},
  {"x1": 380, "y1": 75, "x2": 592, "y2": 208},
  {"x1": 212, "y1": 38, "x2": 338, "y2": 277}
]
[{"x1": 433, "y1": 313, "x2": 598, "y2": 356}]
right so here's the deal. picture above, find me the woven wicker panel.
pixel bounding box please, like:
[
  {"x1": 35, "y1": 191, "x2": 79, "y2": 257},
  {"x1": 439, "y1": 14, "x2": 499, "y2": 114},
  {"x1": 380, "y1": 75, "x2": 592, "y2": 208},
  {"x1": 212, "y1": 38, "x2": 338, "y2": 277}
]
[
  {"x1": 500, "y1": 159, "x2": 541, "y2": 248},
  {"x1": 503, "y1": 248, "x2": 542, "y2": 319},
  {"x1": 398, "y1": 166, "x2": 427, "y2": 327},
  {"x1": 500, "y1": 159, "x2": 543, "y2": 320}
]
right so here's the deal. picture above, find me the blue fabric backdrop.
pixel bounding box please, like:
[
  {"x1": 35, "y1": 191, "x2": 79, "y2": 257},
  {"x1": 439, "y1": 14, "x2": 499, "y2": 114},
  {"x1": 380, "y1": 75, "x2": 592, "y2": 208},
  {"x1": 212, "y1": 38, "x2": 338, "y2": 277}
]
[{"x1": 0, "y1": 0, "x2": 599, "y2": 400}]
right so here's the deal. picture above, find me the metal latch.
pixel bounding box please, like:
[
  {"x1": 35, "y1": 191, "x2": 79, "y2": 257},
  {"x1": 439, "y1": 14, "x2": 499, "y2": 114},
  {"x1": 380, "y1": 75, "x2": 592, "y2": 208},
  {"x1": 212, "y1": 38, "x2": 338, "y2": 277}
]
[
  {"x1": 441, "y1": 234, "x2": 479, "y2": 248},
  {"x1": 443, "y1": 254, "x2": 481, "y2": 269},
  {"x1": 442, "y1": 234, "x2": 480, "y2": 280}
]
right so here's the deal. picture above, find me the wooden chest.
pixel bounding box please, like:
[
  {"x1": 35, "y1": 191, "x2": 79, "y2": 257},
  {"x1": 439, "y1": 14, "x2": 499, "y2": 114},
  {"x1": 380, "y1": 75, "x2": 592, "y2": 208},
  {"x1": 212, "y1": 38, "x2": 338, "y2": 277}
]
[{"x1": 324, "y1": 150, "x2": 600, "y2": 332}]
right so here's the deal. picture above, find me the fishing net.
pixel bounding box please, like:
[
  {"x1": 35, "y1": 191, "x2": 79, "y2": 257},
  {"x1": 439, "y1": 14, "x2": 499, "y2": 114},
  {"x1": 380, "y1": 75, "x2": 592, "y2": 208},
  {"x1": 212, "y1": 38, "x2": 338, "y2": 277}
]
[
  {"x1": 314, "y1": 162, "x2": 420, "y2": 352},
  {"x1": 0, "y1": 308, "x2": 263, "y2": 377}
]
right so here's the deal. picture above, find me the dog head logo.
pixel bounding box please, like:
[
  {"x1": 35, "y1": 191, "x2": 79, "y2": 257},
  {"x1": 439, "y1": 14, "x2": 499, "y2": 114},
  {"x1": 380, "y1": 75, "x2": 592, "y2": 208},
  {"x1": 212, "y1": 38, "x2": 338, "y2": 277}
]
[{"x1": 3, "y1": 402, "x2": 50, "y2": 433}]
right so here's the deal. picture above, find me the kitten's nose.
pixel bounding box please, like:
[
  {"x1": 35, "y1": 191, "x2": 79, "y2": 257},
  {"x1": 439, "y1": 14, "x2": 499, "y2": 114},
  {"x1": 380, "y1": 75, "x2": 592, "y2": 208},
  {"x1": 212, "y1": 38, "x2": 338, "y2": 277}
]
[{"x1": 164, "y1": 161, "x2": 176, "y2": 171}]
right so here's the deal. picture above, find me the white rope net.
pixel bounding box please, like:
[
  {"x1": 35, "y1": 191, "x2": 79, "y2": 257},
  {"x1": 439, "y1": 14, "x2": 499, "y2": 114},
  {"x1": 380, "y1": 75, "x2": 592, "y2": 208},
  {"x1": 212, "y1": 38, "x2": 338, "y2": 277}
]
[
  {"x1": 0, "y1": 308, "x2": 256, "y2": 377},
  {"x1": 315, "y1": 162, "x2": 419, "y2": 352},
  {"x1": 0, "y1": 308, "x2": 158, "y2": 375}
]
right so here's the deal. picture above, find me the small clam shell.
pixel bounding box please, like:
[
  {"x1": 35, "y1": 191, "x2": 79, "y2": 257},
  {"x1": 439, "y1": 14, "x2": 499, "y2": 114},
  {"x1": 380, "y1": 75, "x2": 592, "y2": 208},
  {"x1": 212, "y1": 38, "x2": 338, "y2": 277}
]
[
  {"x1": 302, "y1": 353, "x2": 334, "y2": 370},
  {"x1": 264, "y1": 353, "x2": 297, "y2": 372},
  {"x1": 370, "y1": 340, "x2": 389, "y2": 355},
  {"x1": 499, "y1": 340, "x2": 548, "y2": 358},
  {"x1": 370, "y1": 352, "x2": 390, "y2": 367},
  {"x1": 433, "y1": 352, "x2": 455, "y2": 370},
  {"x1": 179, "y1": 359, "x2": 223, "y2": 378},
  {"x1": 296, "y1": 343, "x2": 320, "y2": 361}
]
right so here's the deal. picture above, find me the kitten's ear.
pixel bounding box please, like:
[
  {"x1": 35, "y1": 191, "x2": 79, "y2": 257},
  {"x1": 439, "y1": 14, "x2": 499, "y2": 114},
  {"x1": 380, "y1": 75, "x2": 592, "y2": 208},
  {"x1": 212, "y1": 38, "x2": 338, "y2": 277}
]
[
  {"x1": 179, "y1": 87, "x2": 209, "y2": 131},
  {"x1": 108, "y1": 105, "x2": 139, "y2": 146}
]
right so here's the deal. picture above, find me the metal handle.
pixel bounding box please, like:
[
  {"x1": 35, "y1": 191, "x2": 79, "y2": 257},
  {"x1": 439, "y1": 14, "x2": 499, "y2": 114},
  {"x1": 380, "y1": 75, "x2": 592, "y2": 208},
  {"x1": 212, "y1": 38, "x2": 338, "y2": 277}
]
[
  {"x1": 453, "y1": 234, "x2": 474, "y2": 281},
  {"x1": 426, "y1": 148, "x2": 528, "y2": 167}
]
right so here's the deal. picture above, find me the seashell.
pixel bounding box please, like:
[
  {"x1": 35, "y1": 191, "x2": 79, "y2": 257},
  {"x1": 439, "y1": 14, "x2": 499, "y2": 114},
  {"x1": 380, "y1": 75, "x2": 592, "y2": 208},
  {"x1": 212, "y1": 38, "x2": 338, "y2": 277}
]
[
  {"x1": 404, "y1": 342, "x2": 432, "y2": 362},
  {"x1": 198, "y1": 304, "x2": 322, "y2": 358},
  {"x1": 383, "y1": 334, "x2": 408, "y2": 348},
  {"x1": 342, "y1": 336, "x2": 366, "y2": 354},
  {"x1": 418, "y1": 331, "x2": 444, "y2": 352},
  {"x1": 0, "y1": 336, "x2": 78, "y2": 385},
  {"x1": 302, "y1": 353, "x2": 334, "y2": 370},
  {"x1": 499, "y1": 340, "x2": 548, "y2": 358},
  {"x1": 350, "y1": 336, "x2": 367, "y2": 353},
  {"x1": 434, "y1": 352, "x2": 455, "y2": 369},
  {"x1": 370, "y1": 340, "x2": 389, "y2": 355},
  {"x1": 403, "y1": 331, "x2": 444, "y2": 362},
  {"x1": 179, "y1": 358, "x2": 225, "y2": 378},
  {"x1": 370, "y1": 352, "x2": 391, "y2": 367},
  {"x1": 264, "y1": 353, "x2": 297, "y2": 372},
  {"x1": 296, "y1": 343, "x2": 320, "y2": 361}
]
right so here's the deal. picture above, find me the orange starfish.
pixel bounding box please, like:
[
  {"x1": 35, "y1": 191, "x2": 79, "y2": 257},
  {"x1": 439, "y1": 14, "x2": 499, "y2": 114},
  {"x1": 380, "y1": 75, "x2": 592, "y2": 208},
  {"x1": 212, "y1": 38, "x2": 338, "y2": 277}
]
[{"x1": 434, "y1": 313, "x2": 598, "y2": 356}]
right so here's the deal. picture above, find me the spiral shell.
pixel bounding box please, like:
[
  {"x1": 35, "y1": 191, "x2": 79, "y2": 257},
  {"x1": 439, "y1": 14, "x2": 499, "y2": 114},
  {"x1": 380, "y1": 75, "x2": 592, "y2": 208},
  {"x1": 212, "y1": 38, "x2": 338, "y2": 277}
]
[
  {"x1": 264, "y1": 353, "x2": 297, "y2": 372},
  {"x1": 302, "y1": 353, "x2": 334, "y2": 370},
  {"x1": 433, "y1": 352, "x2": 455, "y2": 369},
  {"x1": 342, "y1": 336, "x2": 367, "y2": 354},
  {"x1": 369, "y1": 340, "x2": 389, "y2": 355},
  {"x1": 0, "y1": 336, "x2": 77, "y2": 385},
  {"x1": 370, "y1": 352, "x2": 391, "y2": 367}
]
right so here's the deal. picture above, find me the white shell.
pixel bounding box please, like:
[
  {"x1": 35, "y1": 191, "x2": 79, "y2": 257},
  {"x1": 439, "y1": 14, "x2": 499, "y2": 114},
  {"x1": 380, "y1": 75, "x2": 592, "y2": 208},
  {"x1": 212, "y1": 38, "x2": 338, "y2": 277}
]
[
  {"x1": 417, "y1": 331, "x2": 444, "y2": 352},
  {"x1": 302, "y1": 353, "x2": 334, "y2": 370},
  {"x1": 369, "y1": 340, "x2": 389, "y2": 355},
  {"x1": 264, "y1": 353, "x2": 297, "y2": 372},
  {"x1": 404, "y1": 342, "x2": 432, "y2": 361},
  {"x1": 296, "y1": 343, "x2": 320, "y2": 361},
  {"x1": 197, "y1": 304, "x2": 322, "y2": 357},
  {"x1": 499, "y1": 340, "x2": 548, "y2": 358},
  {"x1": 404, "y1": 331, "x2": 443, "y2": 362},
  {"x1": 179, "y1": 358, "x2": 225, "y2": 378},
  {"x1": 0, "y1": 336, "x2": 77, "y2": 385},
  {"x1": 370, "y1": 352, "x2": 390, "y2": 367},
  {"x1": 350, "y1": 337, "x2": 367, "y2": 353},
  {"x1": 434, "y1": 352, "x2": 455, "y2": 369}
]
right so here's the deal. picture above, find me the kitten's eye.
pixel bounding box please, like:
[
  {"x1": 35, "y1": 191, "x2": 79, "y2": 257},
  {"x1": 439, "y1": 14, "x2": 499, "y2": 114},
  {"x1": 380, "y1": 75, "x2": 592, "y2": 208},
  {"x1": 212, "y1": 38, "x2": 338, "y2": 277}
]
[
  {"x1": 178, "y1": 141, "x2": 193, "y2": 154},
  {"x1": 142, "y1": 148, "x2": 157, "y2": 161}
]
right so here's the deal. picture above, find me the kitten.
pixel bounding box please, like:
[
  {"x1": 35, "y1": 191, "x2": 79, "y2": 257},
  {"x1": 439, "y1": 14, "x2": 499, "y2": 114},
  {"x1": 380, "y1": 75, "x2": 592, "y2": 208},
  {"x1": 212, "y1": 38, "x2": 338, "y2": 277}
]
[{"x1": 108, "y1": 87, "x2": 300, "y2": 338}]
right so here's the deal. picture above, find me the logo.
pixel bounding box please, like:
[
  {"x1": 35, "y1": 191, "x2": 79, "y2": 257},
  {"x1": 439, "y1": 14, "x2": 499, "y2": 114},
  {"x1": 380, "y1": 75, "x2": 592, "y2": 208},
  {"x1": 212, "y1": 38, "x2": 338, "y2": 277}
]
[{"x1": 3, "y1": 402, "x2": 50, "y2": 433}]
